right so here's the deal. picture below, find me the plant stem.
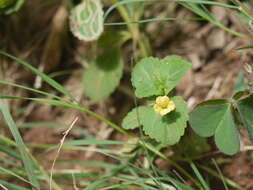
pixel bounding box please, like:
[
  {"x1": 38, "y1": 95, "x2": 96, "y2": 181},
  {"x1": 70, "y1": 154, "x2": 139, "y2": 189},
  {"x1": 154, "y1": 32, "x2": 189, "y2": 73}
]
[
  {"x1": 71, "y1": 103, "x2": 132, "y2": 137},
  {"x1": 111, "y1": 0, "x2": 150, "y2": 57},
  {"x1": 0, "y1": 136, "x2": 62, "y2": 190},
  {"x1": 139, "y1": 140, "x2": 203, "y2": 189}
]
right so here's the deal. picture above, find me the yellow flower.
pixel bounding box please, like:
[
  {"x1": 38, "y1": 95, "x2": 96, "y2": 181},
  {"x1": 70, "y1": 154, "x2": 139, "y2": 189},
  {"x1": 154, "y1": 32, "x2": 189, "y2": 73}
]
[{"x1": 153, "y1": 96, "x2": 175, "y2": 116}]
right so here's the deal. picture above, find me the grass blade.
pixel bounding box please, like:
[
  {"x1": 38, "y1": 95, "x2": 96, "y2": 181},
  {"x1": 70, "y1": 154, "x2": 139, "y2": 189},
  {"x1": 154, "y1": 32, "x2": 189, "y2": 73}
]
[
  {"x1": 0, "y1": 100, "x2": 40, "y2": 189},
  {"x1": 190, "y1": 162, "x2": 210, "y2": 190},
  {"x1": 0, "y1": 80, "x2": 63, "y2": 100},
  {"x1": 0, "y1": 180, "x2": 29, "y2": 190},
  {"x1": 0, "y1": 166, "x2": 31, "y2": 185},
  {"x1": 0, "y1": 51, "x2": 75, "y2": 101},
  {"x1": 104, "y1": 0, "x2": 239, "y2": 21}
]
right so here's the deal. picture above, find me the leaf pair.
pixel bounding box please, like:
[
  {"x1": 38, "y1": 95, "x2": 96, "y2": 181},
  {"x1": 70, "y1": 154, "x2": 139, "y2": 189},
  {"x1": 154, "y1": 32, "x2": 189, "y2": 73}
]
[
  {"x1": 189, "y1": 94, "x2": 253, "y2": 155},
  {"x1": 123, "y1": 56, "x2": 192, "y2": 145}
]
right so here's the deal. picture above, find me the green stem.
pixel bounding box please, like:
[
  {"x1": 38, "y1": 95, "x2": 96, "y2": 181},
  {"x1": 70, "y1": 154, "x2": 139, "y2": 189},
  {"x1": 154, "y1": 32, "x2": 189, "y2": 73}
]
[
  {"x1": 139, "y1": 140, "x2": 203, "y2": 190},
  {"x1": 111, "y1": 0, "x2": 150, "y2": 57},
  {"x1": 230, "y1": 0, "x2": 253, "y2": 21},
  {"x1": 70, "y1": 103, "x2": 132, "y2": 137},
  {"x1": 0, "y1": 136, "x2": 62, "y2": 190},
  {"x1": 215, "y1": 22, "x2": 250, "y2": 40},
  {"x1": 198, "y1": 164, "x2": 245, "y2": 190}
]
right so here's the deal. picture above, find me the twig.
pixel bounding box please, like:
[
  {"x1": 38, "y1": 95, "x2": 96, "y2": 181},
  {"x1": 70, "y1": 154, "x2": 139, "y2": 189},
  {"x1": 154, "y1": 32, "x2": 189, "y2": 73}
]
[
  {"x1": 49, "y1": 117, "x2": 78, "y2": 190},
  {"x1": 72, "y1": 172, "x2": 79, "y2": 190},
  {"x1": 0, "y1": 184, "x2": 9, "y2": 190}
]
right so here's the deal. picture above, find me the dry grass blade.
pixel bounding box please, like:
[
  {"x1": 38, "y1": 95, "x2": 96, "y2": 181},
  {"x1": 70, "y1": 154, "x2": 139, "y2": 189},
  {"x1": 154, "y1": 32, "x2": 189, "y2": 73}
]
[{"x1": 49, "y1": 117, "x2": 79, "y2": 190}]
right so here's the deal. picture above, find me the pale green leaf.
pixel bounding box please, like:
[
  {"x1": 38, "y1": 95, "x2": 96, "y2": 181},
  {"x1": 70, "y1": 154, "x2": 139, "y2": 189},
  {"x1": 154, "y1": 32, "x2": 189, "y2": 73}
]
[
  {"x1": 131, "y1": 56, "x2": 191, "y2": 98},
  {"x1": 142, "y1": 96, "x2": 189, "y2": 145},
  {"x1": 70, "y1": 0, "x2": 104, "y2": 41},
  {"x1": 83, "y1": 47, "x2": 123, "y2": 101},
  {"x1": 122, "y1": 106, "x2": 147, "y2": 129}
]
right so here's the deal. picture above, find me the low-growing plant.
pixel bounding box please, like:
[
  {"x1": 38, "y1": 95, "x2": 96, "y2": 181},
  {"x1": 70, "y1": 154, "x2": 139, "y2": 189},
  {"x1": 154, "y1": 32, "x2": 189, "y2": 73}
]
[{"x1": 122, "y1": 56, "x2": 191, "y2": 145}]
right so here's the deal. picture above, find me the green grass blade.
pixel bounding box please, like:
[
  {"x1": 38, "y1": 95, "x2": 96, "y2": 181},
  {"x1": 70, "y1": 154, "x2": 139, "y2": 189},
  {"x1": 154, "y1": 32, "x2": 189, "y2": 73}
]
[
  {"x1": 198, "y1": 164, "x2": 244, "y2": 190},
  {"x1": 212, "y1": 159, "x2": 229, "y2": 190},
  {"x1": 190, "y1": 162, "x2": 210, "y2": 190},
  {"x1": 0, "y1": 145, "x2": 22, "y2": 160},
  {"x1": 62, "y1": 139, "x2": 130, "y2": 147},
  {"x1": 0, "y1": 155, "x2": 22, "y2": 169},
  {"x1": 104, "y1": 0, "x2": 238, "y2": 21},
  {"x1": 0, "y1": 93, "x2": 130, "y2": 137},
  {"x1": 0, "y1": 166, "x2": 31, "y2": 185},
  {"x1": 0, "y1": 100, "x2": 40, "y2": 189},
  {"x1": 0, "y1": 180, "x2": 29, "y2": 190},
  {"x1": 0, "y1": 80, "x2": 63, "y2": 100},
  {"x1": 104, "y1": 17, "x2": 203, "y2": 25},
  {"x1": 0, "y1": 51, "x2": 75, "y2": 101}
]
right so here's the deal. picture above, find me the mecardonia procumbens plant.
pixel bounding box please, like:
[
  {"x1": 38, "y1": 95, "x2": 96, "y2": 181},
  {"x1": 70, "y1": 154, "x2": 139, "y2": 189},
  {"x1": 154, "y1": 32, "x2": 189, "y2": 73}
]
[{"x1": 122, "y1": 56, "x2": 192, "y2": 145}]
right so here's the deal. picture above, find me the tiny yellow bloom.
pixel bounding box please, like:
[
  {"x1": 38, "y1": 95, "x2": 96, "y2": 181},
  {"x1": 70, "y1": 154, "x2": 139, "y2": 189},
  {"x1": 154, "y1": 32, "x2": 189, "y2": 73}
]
[{"x1": 153, "y1": 96, "x2": 175, "y2": 116}]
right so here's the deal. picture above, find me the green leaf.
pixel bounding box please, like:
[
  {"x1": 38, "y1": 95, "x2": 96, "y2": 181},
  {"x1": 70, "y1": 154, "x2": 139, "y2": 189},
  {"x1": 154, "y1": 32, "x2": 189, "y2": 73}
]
[
  {"x1": 131, "y1": 56, "x2": 191, "y2": 98},
  {"x1": 189, "y1": 103, "x2": 240, "y2": 155},
  {"x1": 0, "y1": 180, "x2": 29, "y2": 190},
  {"x1": 196, "y1": 99, "x2": 229, "y2": 107},
  {"x1": 0, "y1": 166, "x2": 31, "y2": 185},
  {"x1": 190, "y1": 103, "x2": 229, "y2": 137},
  {"x1": 69, "y1": 0, "x2": 104, "y2": 41},
  {"x1": 0, "y1": 0, "x2": 24, "y2": 14},
  {"x1": 0, "y1": 0, "x2": 16, "y2": 8},
  {"x1": 83, "y1": 47, "x2": 123, "y2": 101},
  {"x1": 122, "y1": 106, "x2": 147, "y2": 129},
  {"x1": 142, "y1": 96, "x2": 189, "y2": 145},
  {"x1": 98, "y1": 30, "x2": 131, "y2": 48},
  {"x1": 124, "y1": 1, "x2": 144, "y2": 21},
  {"x1": 0, "y1": 100, "x2": 40, "y2": 189},
  {"x1": 237, "y1": 94, "x2": 253, "y2": 143},
  {"x1": 233, "y1": 72, "x2": 249, "y2": 95}
]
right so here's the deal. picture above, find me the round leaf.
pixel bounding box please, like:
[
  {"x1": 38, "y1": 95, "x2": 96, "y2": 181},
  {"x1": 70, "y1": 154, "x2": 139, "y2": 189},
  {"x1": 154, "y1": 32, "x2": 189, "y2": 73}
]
[
  {"x1": 190, "y1": 103, "x2": 240, "y2": 155},
  {"x1": 214, "y1": 109, "x2": 240, "y2": 155},
  {"x1": 131, "y1": 56, "x2": 192, "y2": 98},
  {"x1": 69, "y1": 0, "x2": 104, "y2": 41},
  {"x1": 83, "y1": 47, "x2": 123, "y2": 101},
  {"x1": 122, "y1": 106, "x2": 148, "y2": 130},
  {"x1": 190, "y1": 104, "x2": 229, "y2": 137},
  {"x1": 142, "y1": 96, "x2": 189, "y2": 145}
]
